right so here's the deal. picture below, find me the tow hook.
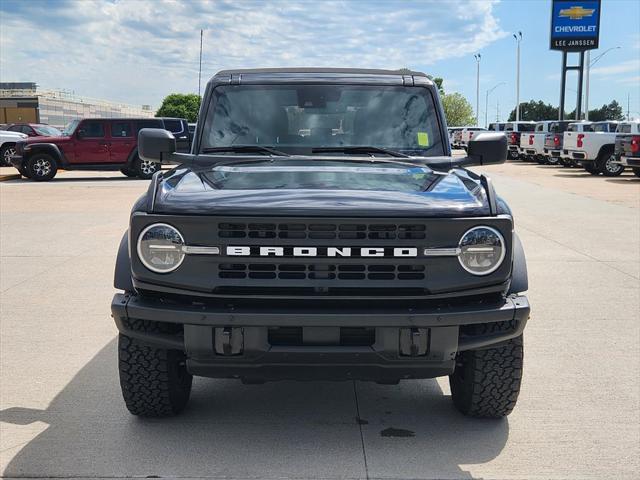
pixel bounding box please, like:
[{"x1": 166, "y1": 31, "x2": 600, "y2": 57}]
[
  {"x1": 399, "y1": 328, "x2": 428, "y2": 356},
  {"x1": 214, "y1": 327, "x2": 244, "y2": 356}
]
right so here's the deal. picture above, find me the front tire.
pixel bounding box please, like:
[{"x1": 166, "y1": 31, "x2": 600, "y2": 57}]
[
  {"x1": 27, "y1": 154, "x2": 58, "y2": 181},
  {"x1": 134, "y1": 156, "x2": 161, "y2": 180},
  {"x1": 118, "y1": 324, "x2": 192, "y2": 417},
  {"x1": 120, "y1": 166, "x2": 138, "y2": 178},
  {"x1": 583, "y1": 162, "x2": 600, "y2": 175},
  {"x1": 1, "y1": 143, "x2": 16, "y2": 167},
  {"x1": 449, "y1": 333, "x2": 523, "y2": 418}
]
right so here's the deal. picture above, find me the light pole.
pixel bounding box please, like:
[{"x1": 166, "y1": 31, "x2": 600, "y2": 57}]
[
  {"x1": 585, "y1": 46, "x2": 620, "y2": 120},
  {"x1": 198, "y1": 29, "x2": 204, "y2": 99},
  {"x1": 513, "y1": 32, "x2": 522, "y2": 122},
  {"x1": 474, "y1": 54, "x2": 481, "y2": 126},
  {"x1": 485, "y1": 82, "x2": 506, "y2": 128}
]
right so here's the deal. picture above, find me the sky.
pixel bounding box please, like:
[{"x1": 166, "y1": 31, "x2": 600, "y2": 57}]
[{"x1": 1, "y1": 0, "x2": 639, "y2": 122}]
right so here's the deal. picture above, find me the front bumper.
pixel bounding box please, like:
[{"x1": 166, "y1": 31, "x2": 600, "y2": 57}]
[{"x1": 111, "y1": 292, "x2": 530, "y2": 382}]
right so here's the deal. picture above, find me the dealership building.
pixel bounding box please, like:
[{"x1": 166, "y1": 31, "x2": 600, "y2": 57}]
[{"x1": 0, "y1": 82, "x2": 154, "y2": 128}]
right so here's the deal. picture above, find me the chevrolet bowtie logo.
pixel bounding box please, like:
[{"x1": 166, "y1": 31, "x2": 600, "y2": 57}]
[{"x1": 559, "y1": 5, "x2": 595, "y2": 20}]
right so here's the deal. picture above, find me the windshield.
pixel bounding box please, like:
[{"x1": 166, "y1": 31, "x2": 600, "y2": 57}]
[
  {"x1": 62, "y1": 120, "x2": 80, "y2": 135},
  {"x1": 201, "y1": 84, "x2": 444, "y2": 156},
  {"x1": 33, "y1": 125, "x2": 62, "y2": 136}
]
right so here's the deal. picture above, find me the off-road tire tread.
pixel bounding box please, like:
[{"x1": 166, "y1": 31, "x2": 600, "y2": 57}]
[
  {"x1": 449, "y1": 332, "x2": 523, "y2": 418},
  {"x1": 118, "y1": 320, "x2": 191, "y2": 417}
]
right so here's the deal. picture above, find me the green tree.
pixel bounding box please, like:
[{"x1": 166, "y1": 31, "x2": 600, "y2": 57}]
[
  {"x1": 508, "y1": 100, "x2": 559, "y2": 121},
  {"x1": 156, "y1": 93, "x2": 201, "y2": 122},
  {"x1": 442, "y1": 92, "x2": 475, "y2": 126},
  {"x1": 581, "y1": 100, "x2": 625, "y2": 122}
]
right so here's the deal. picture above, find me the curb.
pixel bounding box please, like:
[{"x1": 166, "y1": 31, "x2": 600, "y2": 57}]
[{"x1": 0, "y1": 174, "x2": 21, "y2": 182}]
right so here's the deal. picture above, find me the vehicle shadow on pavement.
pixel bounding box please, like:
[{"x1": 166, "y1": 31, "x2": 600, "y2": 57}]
[
  {"x1": 1, "y1": 339, "x2": 508, "y2": 479},
  {"x1": 8, "y1": 176, "x2": 145, "y2": 184}
]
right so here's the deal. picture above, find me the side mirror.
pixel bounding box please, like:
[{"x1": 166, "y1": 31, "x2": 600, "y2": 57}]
[
  {"x1": 139, "y1": 128, "x2": 176, "y2": 162},
  {"x1": 456, "y1": 132, "x2": 507, "y2": 167},
  {"x1": 76, "y1": 129, "x2": 85, "y2": 138}
]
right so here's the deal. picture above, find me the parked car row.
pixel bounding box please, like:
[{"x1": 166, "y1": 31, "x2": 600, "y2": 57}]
[
  {"x1": 7, "y1": 117, "x2": 190, "y2": 181},
  {"x1": 449, "y1": 120, "x2": 640, "y2": 177}
]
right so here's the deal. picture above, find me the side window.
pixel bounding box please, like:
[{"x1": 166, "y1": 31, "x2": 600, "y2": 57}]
[
  {"x1": 163, "y1": 119, "x2": 183, "y2": 134},
  {"x1": 21, "y1": 125, "x2": 34, "y2": 135},
  {"x1": 7, "y1": 125, "x2": 22, "y2": 132},
  {"x1": 111, "y1": 121, "x2": 132, "y2": 138},
  {"x1": 79, "y1": 121, "x2": 105, "y2": 138},
  {"x1": 134, "y1": 120, "x2": 163, "y2": 133}
]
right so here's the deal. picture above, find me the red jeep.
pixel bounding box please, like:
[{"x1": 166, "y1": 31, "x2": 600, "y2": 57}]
[{"x1": 11, "y1": 117, "x2": 189, "y2": 181}]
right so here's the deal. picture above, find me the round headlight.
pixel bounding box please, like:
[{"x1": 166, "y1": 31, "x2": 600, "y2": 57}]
[
  {"x1": 458, "y1": 226, "x2": 506, "y2": 276},
  {"x1": 137, "y1": 223, "x2": 185, "y2": 273}
]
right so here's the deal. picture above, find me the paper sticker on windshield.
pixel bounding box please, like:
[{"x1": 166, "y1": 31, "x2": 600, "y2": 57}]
[{"x1": 417, "y1": 132, "x2": 429, "y2": 147}]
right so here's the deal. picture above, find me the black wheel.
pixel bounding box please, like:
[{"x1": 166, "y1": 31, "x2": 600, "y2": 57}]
[
  {"x1": 632, "y1": 168, "x2": 640, "y2": 178},
  {"x1": 599, "y1": 153, "x2": 624, "y2": 177},
  {"x1": 19, "y1": 165, "x2": 31, "y2": 178},
  {"x1": 583, "y1": 162, "x2": 600, "y2": 175},
  {"x1": 1, "y1": 143, "x2": 16, "y2": 167},
  {"x1": 120, "y1": 166, "x2": 138, "y2": 178},
  {"x1": 507, "y1": 150, "x2": 518, "y2": 161},
  {"x1": 449, "y1": 328, "x2": 523, "y2": 418},
  {"x1": 27, "y1": 153, "x2": 58, "y2": 181},
  {"x1": 134, "y1": 156, "x2": 161, "y2": 180},
  {"x1": 118, "y1": 319, "x2": 192, "y2": 417}
]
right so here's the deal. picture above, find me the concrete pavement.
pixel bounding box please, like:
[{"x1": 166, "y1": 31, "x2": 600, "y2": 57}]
[{"x1": 1, "y1": 165, "x2": 638, "y2": 479}]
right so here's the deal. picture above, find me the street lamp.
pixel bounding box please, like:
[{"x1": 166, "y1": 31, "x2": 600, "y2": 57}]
[
  {"x1": 474, "y1": 53, "x2": 481, "y2": 126},
  {"x1": 513, "y1": 32, "x2": 522, "y2": 122},
  {"x1": 485, "y1": 82, "x2": 506, "y2": 128},
  {"x1": 585, "y1": 46, "x2": 620, "y2": 120}
]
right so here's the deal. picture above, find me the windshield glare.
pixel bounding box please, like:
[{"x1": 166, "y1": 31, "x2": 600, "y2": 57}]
[
  {"x1": 201, "y1": 84, "x2": 444, "y2": 156},
  {"x1": 34, "y1": 125, "x2": 62, "y2": 136},
  {"x1": 62, "y1": 120, "x2": 80, "y2": 135}
]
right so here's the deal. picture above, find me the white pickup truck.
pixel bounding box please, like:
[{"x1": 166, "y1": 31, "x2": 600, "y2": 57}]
[
  {"x1": 458, "y1": 127, "x2": 486, "y2": 150},
  {"x1": 0, "y1": 130, "x2": 29, "y2": 166},
  {"x1": 564, "y1": 121, "x2": 621, "y2": 175},
  {"x1": 520, "y1": 121, "x2": 556, "y2": 164},
  {"x1": 611, "y1": 121, "x2": 640, "y2": 177}
]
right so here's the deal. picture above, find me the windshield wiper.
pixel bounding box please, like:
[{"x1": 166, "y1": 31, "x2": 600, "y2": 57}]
[
  {"x1": 312, "y1": 146, "x2": 410, "y2": 158},
  {"x1": 202, "y1": 145, "x2": 289, "y2": 156}
]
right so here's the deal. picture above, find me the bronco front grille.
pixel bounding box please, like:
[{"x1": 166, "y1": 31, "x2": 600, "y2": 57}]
[
  {"x1": 218, "y1": 222, "x2": 426, "y2": 240},
  {"x1": 218, "y1": 262, "x2": 426, "y2": 281}
]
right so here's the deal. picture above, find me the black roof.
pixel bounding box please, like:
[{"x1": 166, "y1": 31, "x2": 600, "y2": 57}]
[{"x1": 215, "y1": 67, "x2": 428, "y2": 77}]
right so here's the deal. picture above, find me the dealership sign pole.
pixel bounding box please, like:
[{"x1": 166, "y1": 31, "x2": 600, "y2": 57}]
[{"x1": 550, "y1": 0, "x2": 601, "y2": 120}]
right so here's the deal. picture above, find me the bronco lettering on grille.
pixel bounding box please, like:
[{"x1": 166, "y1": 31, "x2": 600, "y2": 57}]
[{"x1": 226, "y1": 246, "x2": 418, "y2": 257}]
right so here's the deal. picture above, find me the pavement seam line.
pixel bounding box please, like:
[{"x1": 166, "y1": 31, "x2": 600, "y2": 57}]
[
  {"x1": 352, "y1": 380, "x2": 369, "y2": 480},
  {"x1": 517, "y1": 224, "x2": 640, "y2": 281}
]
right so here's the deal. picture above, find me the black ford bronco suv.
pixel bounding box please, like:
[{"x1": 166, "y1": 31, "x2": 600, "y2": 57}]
[{"x1": 111, "y1": 68, "x2": 530, "y2": 418}]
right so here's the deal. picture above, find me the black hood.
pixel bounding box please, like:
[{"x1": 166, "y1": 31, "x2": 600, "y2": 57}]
[{"x1": 150, "y1": 160, "x2": 495, "y2": 217}]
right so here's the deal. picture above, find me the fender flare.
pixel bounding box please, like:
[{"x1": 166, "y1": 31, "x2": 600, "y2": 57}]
[
  {"x1": 126, "y1": 147, "x2": 139, "y2": 168},
  {"x1": 114, "y1": 230, "x2": 134, "y2": 292},
  {"x1": 509, "y1": 232, "x2": 528, "y2": 294},
  {"x1": 24, "y1": 143, "x2": 66, "y2": 167},
  {"x1": 596, "y1": 143, "x2": 614, "y2": 160}
]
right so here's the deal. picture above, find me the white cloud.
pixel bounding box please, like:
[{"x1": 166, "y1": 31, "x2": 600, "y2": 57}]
[
  {"x1": 590, "y1": 59, "x2": 640, "y2": 76},
  {"x1": 0, "y1": 0, "x2": 506, "y2": 107}
]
